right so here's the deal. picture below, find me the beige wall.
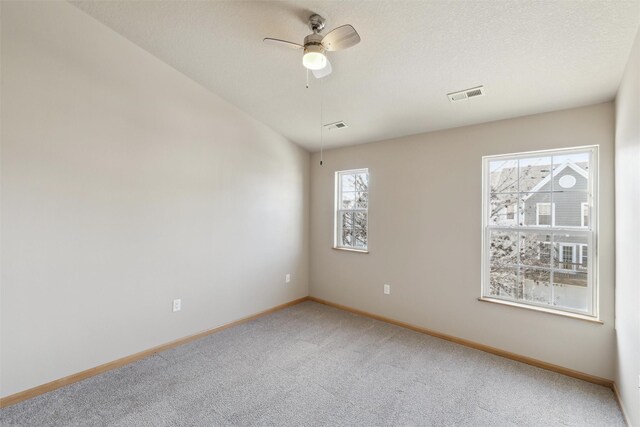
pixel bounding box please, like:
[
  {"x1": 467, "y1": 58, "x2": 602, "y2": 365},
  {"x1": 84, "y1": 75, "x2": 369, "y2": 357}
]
[
  {"x1": 615, "y1": 28, "x2": 640, "y2": 426},
  {"x1": 310, "y1": 102, "x2": 616, "y2": 380},
  {"x1": 0, "y1": 1, "x2": 309, "y2": 398}
]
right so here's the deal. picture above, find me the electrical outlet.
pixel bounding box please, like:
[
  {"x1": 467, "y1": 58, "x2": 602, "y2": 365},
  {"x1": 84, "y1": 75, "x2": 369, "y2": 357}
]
[
  {"x1": 172, "y1": 299, "x2": 181, "y2": 312},
  {"x1": 383, "y1": 284, "x2": 391, "y2": 295},
  {"x1": 285, "y1": 274, "x2": 291, "y2": 283}
]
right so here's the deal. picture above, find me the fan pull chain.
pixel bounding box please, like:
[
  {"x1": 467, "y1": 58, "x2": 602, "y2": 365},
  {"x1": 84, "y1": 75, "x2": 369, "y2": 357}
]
[
  {"x1": 306, "y1": 68, "x2": 309, "y2": 89},
  {"x1": 320, "y1": 78, "x2": 324, "y2": 166}
]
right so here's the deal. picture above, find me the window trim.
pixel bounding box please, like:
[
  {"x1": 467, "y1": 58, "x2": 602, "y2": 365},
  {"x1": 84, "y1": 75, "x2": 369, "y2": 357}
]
[
  {"x1": 481, "y1": 146, "x2": 599, "y2": 320},
  {"x1": 334, "y1": 168, "x2": 369, "y2": 253}
]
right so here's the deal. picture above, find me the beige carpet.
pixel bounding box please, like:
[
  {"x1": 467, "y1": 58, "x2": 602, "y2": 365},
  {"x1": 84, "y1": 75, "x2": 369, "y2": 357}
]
[{"x1": 0, "y1": 301, "x2": 625, "y2": 426}]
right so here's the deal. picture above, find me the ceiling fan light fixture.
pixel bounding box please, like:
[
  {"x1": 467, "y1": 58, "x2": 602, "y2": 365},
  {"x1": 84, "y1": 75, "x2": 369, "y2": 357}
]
[{"x1": 302, "y1": 45, "x2": 327, "y2": 70}]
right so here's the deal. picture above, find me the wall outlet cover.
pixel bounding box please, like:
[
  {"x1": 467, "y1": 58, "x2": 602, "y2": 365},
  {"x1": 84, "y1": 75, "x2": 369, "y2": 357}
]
[
  {"x1": 285, "y1": 274, "x2": 291, "y2": 283},
  {"x1": 173, "y1": 299, "x2": 181, "y2": 312},
  {"x1": 383, "y1": 284, "x2": 391, "y2": 295}
]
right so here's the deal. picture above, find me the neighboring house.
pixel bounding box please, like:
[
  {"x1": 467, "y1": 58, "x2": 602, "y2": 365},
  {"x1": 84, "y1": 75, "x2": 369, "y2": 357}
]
[
  {"x1": 522, "y1": 161, "x2": 589, "y2": 228},
  {"x1": 522, "y1": 161, "x2": 589, "y2": 276},
  {"x1": 490, "y1": 161, "x2": 589, "y2": 289}
]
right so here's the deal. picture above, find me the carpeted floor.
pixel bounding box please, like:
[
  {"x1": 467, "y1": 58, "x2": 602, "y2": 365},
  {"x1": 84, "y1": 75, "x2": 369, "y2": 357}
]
[{"x1": 0, "y1": 301, "x2": 624, "y2": 426}]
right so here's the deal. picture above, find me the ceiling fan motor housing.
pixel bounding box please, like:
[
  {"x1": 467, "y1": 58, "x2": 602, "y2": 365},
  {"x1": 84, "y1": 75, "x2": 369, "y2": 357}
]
[{"x1": 303, "y1": 33, "x2": 323, "y2": 48}]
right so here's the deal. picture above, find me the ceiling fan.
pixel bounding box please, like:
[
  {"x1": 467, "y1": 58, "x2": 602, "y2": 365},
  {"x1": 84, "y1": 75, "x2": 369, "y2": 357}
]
[{"x1": 263, "y1": 14, "x2": 361, "y2": 79}]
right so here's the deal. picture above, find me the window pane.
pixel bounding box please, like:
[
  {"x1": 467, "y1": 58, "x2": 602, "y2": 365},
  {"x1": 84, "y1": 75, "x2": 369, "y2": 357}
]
[
  {"x1": 538, "y1": 204, "x2": 551, "y2": 215},
  {"x1": 355, "y1": 173, "x2": 368, "y2": 191},
  {"x1": 553, "y1": 152, "x2": 590, "y2": 176},
  {"x1": 553, "y1": 194, "x2": 588, "y2": 227},
  {"x1": 489, "y1": 193, "x2": 519, "y2": 225},
  {"x1": 353, "y1": 212, "x2": 367, "y2": 229},
  {"x1": 489, "y1": 231, "x2": 517, "y2": 266},
  {"x1": 354, "y1": 227, "x2": 367, "y2": 248},
  {"x1": 341, "y1": 174, "x2": 355, "y2": 191},
  {"x1": 520, "y1": 267, "x2": 551, "y2": 304},
  {"x1": 341, "y1": 228, "x2": 353, "y2": 246},
  {"x1": 341, "y1": 192, "x2": 355, "y2": 209},
  {"x1": 355, "y1": 192, "x2": 368, "y2": 209},
  {"x1": 553, "y1": 233, "x2": 588, "y2": 270},
  {"x1": 553, "y1": 271, "x2": 588, "y2": 311},
  {"x1": 552, "y1": 153, "x2": 590, "y2": 207},
  {"x1": 341, "y1": 212, "x2": 354, "y2": 230},
  {"x1": 519, "y1": 156, "x2": 552, "y2": 192},
  {"x1": 519, "y1": 232, "x2": 552, "y2": 267},
  {"x1": 489, "y1": 159, "x2": 518, "y2": 193},
  {"x1": 520, "y1": 193, "x2": 551, "y2": 226},
  {"x1": 489, "y1": 265, "x2": 519, "y2": 299}
]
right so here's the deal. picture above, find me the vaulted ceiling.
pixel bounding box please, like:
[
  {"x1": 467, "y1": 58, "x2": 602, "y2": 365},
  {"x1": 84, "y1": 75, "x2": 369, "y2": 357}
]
[{"x1": 72, "y1": 1, "x2": 640, "y2": 151}]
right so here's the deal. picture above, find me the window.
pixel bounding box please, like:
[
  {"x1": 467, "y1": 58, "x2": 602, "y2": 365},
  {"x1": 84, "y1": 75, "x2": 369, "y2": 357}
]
[
  {"x1": 536, "y1": 203, "x2": 554, "y2": 226},
  {"x1": 581, "y1": 202, "x2": 589, "y2": 227},
  {"x1": 335, "y1": 169, "x2": 369, "y2": 251},
  {"x1": 482, "y1": 146, "x2": 598, "y2": 318},
  {"x1": 579, "y1": 245, "x2": 588, "y2": 270},
  {"x1": 560, "y1": 244, "x2": 575, "y2": 270}
]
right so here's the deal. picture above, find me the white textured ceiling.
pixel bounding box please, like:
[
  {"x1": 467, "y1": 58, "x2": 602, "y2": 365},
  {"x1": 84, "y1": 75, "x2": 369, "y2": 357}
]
[{"x1": 72, "y1": 1, "x2": 639, "y2": 151}]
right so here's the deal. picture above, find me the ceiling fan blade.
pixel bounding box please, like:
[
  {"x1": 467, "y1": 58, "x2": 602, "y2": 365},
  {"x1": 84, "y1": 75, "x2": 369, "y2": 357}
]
[
  {"x1": 321, "y1": 25, "x2": 360, "y2": 51},
  {"x1": 312, "y1": 59, "x2": 332, "y2": 79},
  {"x1": 263, "y1": 38, "x2": 303, "y2": 49}
]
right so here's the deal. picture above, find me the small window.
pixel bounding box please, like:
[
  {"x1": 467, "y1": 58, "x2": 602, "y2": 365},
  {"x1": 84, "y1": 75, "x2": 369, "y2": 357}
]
[
  {"x1": 482, "y1": 146, "x2": 598, "y2": 318},
  {"x1": 560, "y1": 244, "x2": 576, "y2": 270},
  {"x1": 581, "y1": 202, "x2": 589, "y2": 227},
  {"x1": 335, "y1": 169, "x2": 369, "y2": 251},
  {"x1": 579, "y1": 245, "x2": 588, "y2": 270},
  {"x1": 536, "y1": 203, "x2": 553, "y2": 226}
]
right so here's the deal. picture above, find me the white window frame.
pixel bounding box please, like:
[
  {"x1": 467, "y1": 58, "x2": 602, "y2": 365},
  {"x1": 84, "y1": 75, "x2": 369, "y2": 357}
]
[
  {"x1": 334, "y1": 168, "x2": 369, "y2": 252},
  {"x1": 481, "y1": 146, "x2": 599, "y2": 320}
]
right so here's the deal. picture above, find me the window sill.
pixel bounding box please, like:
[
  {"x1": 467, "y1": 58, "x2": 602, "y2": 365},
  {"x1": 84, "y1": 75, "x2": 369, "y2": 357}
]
[
  {"x1": 478, "y1": 297, "x2": 603, "y2": 324},
  {"x1": 332, "y1": 247, "x2": 369, "y2": 254}
]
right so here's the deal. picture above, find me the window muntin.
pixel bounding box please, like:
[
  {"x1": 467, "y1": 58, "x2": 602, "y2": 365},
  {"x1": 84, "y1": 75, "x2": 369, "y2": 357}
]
[
  {"x1": 335, "y1": 169, "x2": 368, "y2": 250},
  {"x1": 482, "y1": 147, "x2": 598, "y2": 318}
]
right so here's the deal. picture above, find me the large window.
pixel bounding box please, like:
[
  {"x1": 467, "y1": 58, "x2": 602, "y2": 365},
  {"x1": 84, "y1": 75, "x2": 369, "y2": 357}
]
[
  {"x1": 482, "y1": 147, "x2": 598, "y2": 318},
  {"x1": 335, "y1": 169, "x2": 369, "y2": 251}
]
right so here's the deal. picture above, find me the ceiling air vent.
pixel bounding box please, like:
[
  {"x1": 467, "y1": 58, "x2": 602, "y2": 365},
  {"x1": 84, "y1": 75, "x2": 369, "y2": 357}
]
[
  {"x1": 447, "y1": 86, "x2": 485, "y2": 102},
  {"x1": 324, "y1": 121, "x2": 348, "y2": 131}
]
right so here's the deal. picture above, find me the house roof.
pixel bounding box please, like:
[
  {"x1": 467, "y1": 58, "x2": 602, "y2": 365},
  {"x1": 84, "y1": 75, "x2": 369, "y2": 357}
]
[{"x1": 522, "y1": 161, "x2": 588, "y2": 201}]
